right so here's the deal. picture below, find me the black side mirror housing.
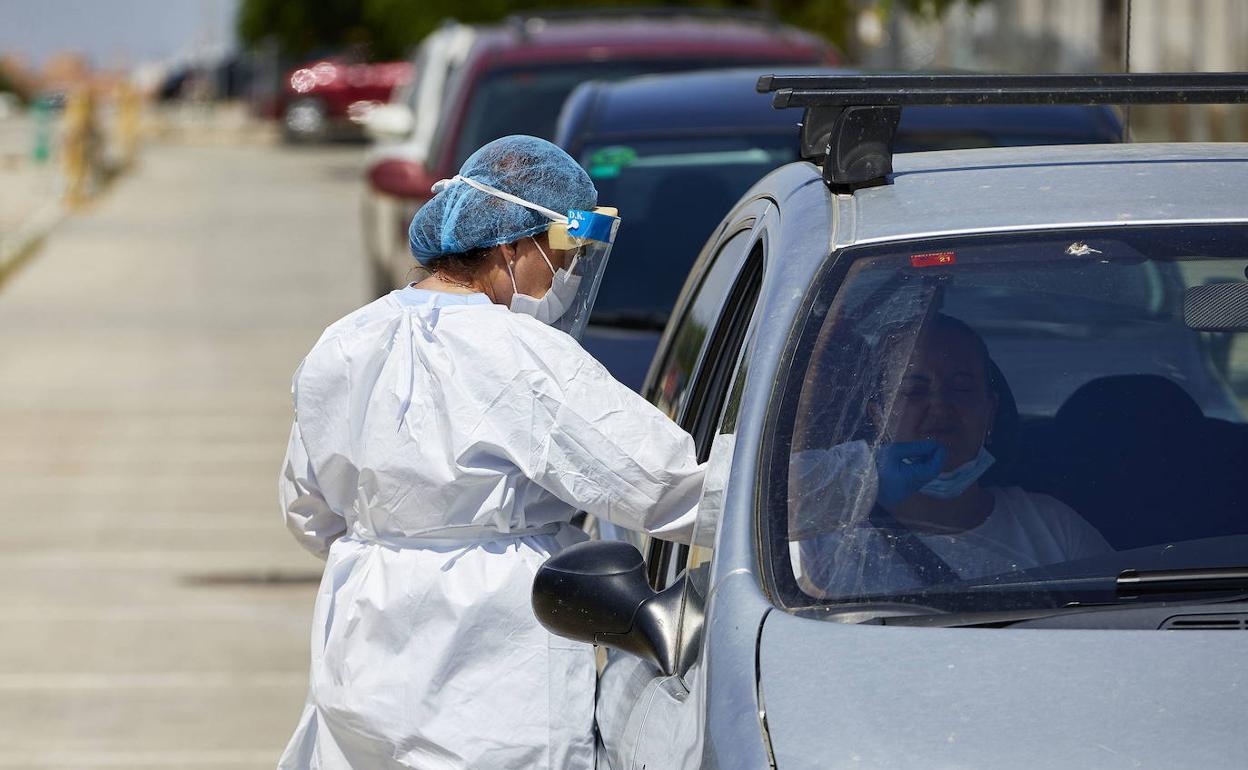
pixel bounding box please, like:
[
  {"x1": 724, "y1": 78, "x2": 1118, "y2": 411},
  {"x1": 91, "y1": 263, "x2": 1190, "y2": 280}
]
[{"x1": 532, "y1": 540, "x2": 700, "y2": 676}]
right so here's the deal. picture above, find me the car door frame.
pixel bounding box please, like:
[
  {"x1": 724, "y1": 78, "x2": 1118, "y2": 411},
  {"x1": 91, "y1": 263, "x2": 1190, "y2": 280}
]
[{"x1": 594, "y1": 195, "x2": 774, "y2": 768}]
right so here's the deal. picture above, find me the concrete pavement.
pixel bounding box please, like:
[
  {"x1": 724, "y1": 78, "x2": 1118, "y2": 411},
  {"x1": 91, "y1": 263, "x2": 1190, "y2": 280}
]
[
  {"x1": 0, "y1": 139, "x2": 372, "y2": 767},
  {"x1": 0, "y1": 112, "x2": 64, "y2": 280}
]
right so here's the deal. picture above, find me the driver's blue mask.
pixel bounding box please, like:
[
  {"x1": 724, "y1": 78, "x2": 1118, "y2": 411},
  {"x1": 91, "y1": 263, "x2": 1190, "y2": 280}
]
[{"x1": 919, "y1": 447, "x2": 995, "y2": 500}]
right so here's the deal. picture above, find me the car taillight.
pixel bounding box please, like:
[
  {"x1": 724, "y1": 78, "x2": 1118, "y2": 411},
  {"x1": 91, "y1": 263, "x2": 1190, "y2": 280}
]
[{"x1": 369, "y1": 158, "x2": 436, "y2": 200}]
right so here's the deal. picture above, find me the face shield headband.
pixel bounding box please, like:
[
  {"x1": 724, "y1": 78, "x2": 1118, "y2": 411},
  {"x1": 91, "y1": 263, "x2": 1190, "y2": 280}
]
[{"x1": 431, "y1": 174, "x2": 620, "y2": 339}]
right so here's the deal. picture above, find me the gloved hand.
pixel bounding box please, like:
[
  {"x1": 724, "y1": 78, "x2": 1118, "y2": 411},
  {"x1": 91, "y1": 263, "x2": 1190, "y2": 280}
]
[{"x1": 874, "y1": 440, "x2": 946, "y2": 507}]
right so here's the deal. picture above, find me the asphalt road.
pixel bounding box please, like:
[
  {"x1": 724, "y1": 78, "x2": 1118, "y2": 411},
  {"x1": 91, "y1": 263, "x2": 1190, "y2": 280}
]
[{"x1": 0, "y1": 140, "x2": 372, "y2": 768}]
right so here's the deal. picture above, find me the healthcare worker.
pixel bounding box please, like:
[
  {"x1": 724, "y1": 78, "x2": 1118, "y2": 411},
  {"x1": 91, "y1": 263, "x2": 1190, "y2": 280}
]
[{"x1": 277, "y1": 135, "x2": 706, "y2": 769}]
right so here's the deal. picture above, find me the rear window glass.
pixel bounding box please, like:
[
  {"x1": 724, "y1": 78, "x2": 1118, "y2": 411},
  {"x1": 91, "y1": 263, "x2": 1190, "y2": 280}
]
[
  {"x1": 580, "y1": 135, "x2": 793, "y2": 327},
  {"x1": 452, "y1": 60, "x2": 780, "y2": 171}
]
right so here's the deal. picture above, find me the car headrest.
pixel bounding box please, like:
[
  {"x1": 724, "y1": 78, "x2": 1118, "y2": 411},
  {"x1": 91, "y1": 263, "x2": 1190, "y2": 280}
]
[{"x1": 1055, "y1": 374, "x2": 1203, "y2": 436}]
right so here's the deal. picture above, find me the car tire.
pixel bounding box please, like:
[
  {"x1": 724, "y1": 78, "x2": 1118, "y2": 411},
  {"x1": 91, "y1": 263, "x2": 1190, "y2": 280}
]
[{"x1": 283, "y1": 97, "x2": 328, "y2": 143}]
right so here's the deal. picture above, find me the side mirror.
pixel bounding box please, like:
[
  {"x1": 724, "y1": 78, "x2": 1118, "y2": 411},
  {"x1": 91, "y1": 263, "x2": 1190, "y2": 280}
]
[
  {"x1": 364, "y1": 103, "x2": 415, "y2": 142},
  {"x1": 368, "y1": 157, "x2": 437, "y2": 200},
  {"x1": 532, "y1": 540, "x2": 699, "y2": 676}
]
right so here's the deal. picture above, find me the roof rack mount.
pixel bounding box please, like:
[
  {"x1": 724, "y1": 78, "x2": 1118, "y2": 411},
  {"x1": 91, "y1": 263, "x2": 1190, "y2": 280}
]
[{"x1": 756, "y1": 72, "x2": 1248, "y2": 192}]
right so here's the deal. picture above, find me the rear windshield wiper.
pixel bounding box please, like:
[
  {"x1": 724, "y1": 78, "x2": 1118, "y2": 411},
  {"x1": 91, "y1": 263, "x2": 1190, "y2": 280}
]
[{"x1": 1116, "y1": 567, "x2": 1248, "y2": 596}]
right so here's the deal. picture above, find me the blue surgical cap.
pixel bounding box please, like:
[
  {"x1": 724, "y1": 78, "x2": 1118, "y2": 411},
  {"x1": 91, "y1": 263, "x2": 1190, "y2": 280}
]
[{"x1": 408, "y1": 135, "x2": 597, "y2": 265}]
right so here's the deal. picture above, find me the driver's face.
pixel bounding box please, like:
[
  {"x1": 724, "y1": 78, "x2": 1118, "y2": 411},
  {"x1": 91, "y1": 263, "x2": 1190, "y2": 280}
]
[{"x1": 887, "y1": 325, "x2": 997, "y2": 470}]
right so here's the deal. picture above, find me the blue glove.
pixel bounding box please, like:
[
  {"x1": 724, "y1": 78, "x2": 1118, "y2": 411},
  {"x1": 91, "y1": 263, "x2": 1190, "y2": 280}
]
[{"x1": 875, "y1": 440, "x2": 947, "y2": 507}]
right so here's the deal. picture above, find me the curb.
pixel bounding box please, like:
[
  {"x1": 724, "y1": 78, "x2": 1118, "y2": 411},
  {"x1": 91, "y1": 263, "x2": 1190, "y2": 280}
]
[{"x1": 0, "y1": 201, "x2": 65, "y2": 288}]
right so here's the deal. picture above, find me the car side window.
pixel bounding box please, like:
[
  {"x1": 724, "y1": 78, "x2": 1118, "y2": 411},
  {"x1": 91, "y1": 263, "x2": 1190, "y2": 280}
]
[
  {"x1": 645, "y1": 227, "x2": 764, "y2": 589},
  {"x1": 651, "y1": 228, "x2": 753, "y2": 422},
  {"x1": 673, "y1": 246, "x2": 765, "y2": 585}
]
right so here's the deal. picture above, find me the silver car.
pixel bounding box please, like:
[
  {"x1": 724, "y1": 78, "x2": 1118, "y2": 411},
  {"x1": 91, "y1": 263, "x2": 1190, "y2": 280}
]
[{"x1": 533, "y1": 73, "x2": 1248, "y2": 769}]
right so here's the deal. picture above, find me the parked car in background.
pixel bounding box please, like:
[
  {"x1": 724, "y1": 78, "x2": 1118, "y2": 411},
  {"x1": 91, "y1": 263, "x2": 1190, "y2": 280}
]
[
  {"x1": 360, "y1": 22, "x2": 478, "y2": 293},
  {"x1": 555, "y1": 67, "x2": 1123, "y2": 390},
  {"x1": 279, "y1": 56, "x2": 412, "y2": 142},
  {"x1": 362, "y1": 9, "x2": 836, "y2": 295},
  {"x1": 533, "y1": 73, "x2": 1248, "y2": 768}
]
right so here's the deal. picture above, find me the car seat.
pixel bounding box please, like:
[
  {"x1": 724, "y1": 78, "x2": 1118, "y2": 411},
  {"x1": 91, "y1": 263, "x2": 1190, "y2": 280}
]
[{"x1": 1044, "y1": 374, "x2": 1241, "y2": 550}]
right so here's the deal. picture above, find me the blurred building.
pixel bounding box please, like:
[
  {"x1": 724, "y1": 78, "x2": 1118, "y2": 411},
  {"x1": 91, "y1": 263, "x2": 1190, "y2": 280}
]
[
  {"x1": 855, "y1": 0, "x2": 1247, "y2": 140},
  {"x1": 41, "y1": 52, "x2": 92, "y2": 92}
]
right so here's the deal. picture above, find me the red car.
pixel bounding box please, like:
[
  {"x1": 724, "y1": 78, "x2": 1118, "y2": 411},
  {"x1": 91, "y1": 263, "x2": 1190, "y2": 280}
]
[
  {"x1": 363, "y1": 9, "x2": 836, "y2": 294},
  {"x1": 280, "y1": 57, "x2": 412, "y2": 142}
]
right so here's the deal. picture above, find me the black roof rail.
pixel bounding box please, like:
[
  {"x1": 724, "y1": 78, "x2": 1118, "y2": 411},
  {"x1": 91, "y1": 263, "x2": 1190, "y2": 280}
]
[
  {"x1": 756, "y1": 72, "x2": 1248, "y2": 192},
  {"x1": 507, "y1": 6, "x2": 775, "y2": 37}
]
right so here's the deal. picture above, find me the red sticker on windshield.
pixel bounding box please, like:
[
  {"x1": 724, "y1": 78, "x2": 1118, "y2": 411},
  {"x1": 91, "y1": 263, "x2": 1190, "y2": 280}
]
[{"x1": 910, "y1": 251, "x2": 956, "y2": 268}]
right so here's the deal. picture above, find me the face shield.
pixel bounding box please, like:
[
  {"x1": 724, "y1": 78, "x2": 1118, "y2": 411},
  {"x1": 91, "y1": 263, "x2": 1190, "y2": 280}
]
[
  {"x1": 544, "y1": 206, "x2": 620, "y2": 338},
  {"x1": 433, "y1": 174, "x2": 620, "y2": 339}
]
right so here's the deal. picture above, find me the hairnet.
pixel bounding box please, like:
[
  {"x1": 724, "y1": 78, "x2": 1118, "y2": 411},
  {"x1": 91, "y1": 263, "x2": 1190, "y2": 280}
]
[{"x1": 408, "y1": 135, "x2": 597, "y2": 265}]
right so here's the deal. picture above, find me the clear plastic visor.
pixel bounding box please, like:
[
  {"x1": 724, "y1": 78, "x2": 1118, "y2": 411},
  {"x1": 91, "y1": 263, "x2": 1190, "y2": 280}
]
[{"x1": 547, "y1": 206, "x2": 618, "y2": 339}]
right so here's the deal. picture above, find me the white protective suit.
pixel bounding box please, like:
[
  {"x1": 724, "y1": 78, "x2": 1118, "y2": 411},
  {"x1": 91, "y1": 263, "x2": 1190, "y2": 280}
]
[{"x1": 277, "y1": 287, "x2": 705, "y2": 770}]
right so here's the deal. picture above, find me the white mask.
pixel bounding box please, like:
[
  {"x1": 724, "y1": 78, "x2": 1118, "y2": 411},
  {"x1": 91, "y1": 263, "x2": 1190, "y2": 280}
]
[{"x1": 506, "y1": 238, "x2": 582, "y2": 325}]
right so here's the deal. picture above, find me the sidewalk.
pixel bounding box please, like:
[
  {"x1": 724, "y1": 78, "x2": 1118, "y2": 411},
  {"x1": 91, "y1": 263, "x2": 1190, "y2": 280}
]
[
  {"x1": 0, "y1": 138, "x2": 370, "y2": 768},
  {"x1": 0, "y1": 113, "x2": 64, "y2": 282}
]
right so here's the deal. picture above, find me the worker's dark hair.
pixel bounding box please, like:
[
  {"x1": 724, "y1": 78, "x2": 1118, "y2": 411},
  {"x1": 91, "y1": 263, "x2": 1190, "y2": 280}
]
[{"x1": 422, "y1": 245, "x2": 493, "y2": 281}]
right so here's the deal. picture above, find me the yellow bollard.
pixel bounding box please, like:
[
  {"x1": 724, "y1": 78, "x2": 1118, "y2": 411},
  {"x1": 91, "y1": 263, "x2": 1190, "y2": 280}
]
[
  {"x1": 62, "y1": 88, "x2": 98, "y2": 207},
  {"x1": 116, "y1": 82, "x2": 141, "y2": 170}
]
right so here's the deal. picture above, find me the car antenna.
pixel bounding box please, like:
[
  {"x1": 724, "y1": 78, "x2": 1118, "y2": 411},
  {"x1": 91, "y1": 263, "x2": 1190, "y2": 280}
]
[{"x1": 756, "y1": 72, "x2": 1248, "y2": 193}]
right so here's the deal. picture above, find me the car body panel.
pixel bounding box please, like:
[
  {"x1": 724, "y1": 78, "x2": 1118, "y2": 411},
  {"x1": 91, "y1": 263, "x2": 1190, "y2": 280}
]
[
  {"x1": 760, "y1": 610, "x2": 1248, "y2": 769},
  {"x1": 847, "y1": 143, "x2": 1248, "y2": 247},
  {"x1": 456, "y1": 18, "x2": 832, "y2": 72}
]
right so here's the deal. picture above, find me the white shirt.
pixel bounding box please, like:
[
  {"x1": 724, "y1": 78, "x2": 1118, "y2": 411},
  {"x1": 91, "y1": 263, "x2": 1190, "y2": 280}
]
[
  {"x1": 278, "y1": 287, "x2": 705, "y2": 770},
  {"x1": 798, "y1": 487, "x2": 1112, "y2": 596},
  {"x1": 788, "y1": 443, "x2": 1111, "y2": 597}
]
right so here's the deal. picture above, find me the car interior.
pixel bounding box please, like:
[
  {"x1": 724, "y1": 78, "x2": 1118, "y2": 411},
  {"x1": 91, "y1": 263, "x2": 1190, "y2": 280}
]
[{"x1": 782, "y1": 242, "x2": 1248, "y2": 598}]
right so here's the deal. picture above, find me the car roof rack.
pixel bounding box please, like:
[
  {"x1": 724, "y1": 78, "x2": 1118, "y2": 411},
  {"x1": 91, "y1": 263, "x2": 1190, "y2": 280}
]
[
  {"x1": 507, "y1": 7, "x2": 775, "y2": 36},
  {"x1": 756, "y1": 72, "x2": 1248, "y2": 192}
]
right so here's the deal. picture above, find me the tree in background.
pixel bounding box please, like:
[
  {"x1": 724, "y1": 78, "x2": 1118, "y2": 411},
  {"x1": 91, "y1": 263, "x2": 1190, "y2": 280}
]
[{"x1": 236, "y1": 0, "x2": 974, "y2": 62}]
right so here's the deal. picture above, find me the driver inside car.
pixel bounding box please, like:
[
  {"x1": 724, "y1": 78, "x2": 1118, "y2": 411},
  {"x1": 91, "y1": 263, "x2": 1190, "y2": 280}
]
[{"x1": 794, "y1": 313, "x2": 1111, "y2": 594}]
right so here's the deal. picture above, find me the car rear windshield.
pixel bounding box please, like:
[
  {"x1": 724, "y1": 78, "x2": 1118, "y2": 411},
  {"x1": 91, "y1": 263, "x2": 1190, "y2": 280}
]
[
  {"x1": 579, "y1": 134, "x2": 795, "y2": 327},
  {"x1": 452, "y1": 61, "x2": 773, "y2": 171},
  {"x1": 766, "y1": 224, "x2": 1248, "y2": 615}
]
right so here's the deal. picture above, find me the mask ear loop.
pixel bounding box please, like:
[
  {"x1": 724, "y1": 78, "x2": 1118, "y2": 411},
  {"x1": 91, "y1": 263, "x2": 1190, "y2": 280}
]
[
  {"x1": 529, "y1": 237, "x2": 557, "y2": 276},
  {"x1": 504, "y1": 258, "x2": 519, "y2": 295}
]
